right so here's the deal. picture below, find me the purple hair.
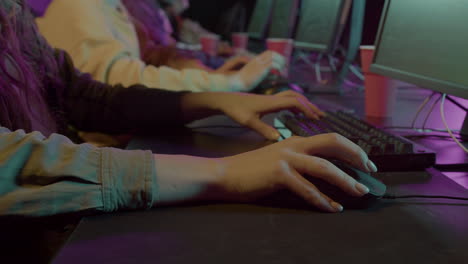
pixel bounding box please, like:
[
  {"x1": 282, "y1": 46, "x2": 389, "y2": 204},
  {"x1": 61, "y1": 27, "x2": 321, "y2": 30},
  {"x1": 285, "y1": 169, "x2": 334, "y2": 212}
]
[
  {"x1": 122, "y1": 0, "x2": 193, "y2": 67},
  {"x1": 122, "y1": 0, "x2": 172, "y2": 46},
  {"x1": 0, "y1": 0, "x2": 61, "y2": 135}
]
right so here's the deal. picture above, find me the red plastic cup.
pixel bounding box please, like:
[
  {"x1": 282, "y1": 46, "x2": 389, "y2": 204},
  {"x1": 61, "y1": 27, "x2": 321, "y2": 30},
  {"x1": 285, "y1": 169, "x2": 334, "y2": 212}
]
[
  {"x1": 360, "y1": 45, "x2": 375, "y2": 74},
  {"x1": 360, "y1": 45, "x2": 397, "y2": 117},
  {"x1": 200, "y1": 34, "x2": 220, "y2": 56},
  {"x1": 231, "y1": 32, "x2": 249, "y2": 53},
  {"x1": 267, "y1": 38, "x2": 294, "y2": 77}
]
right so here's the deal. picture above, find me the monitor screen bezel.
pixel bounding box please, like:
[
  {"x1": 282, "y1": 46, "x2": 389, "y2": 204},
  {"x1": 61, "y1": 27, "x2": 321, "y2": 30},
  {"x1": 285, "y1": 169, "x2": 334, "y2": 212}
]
[
  {"x1": 293, "y1": 0, "x2": 351, "y2": 54},
  {"x1": 247, "y1": 0, "x2": 274, "y2": 40},
  {"x1": 370, "y1": 0, "x2": 468, "y2": 99}
]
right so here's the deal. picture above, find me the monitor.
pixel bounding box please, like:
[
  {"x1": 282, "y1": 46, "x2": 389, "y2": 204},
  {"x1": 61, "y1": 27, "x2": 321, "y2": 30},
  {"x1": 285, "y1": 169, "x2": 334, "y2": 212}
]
[
  {"x1": 294, "y1": 0, "x2": 352, "y2": 53},
  {"x1": 247, "y1": 0, "x2": 274, "y2": 40},
  {"x1": 268, "y1": 0, "x2": 300, "y2": 39},
  {"x1": 371, "y1": 0, "x2": 468, "y2": 99}
]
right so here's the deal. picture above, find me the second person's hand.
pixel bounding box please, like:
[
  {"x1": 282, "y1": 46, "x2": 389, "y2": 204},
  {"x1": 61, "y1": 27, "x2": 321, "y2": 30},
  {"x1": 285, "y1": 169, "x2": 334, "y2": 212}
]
[
  {"x1": 228, "y1": 50, "x2": 286, "y2": 92},
  {"x1": 181, "y1": 90, "x2": 325, "y2": 140}
]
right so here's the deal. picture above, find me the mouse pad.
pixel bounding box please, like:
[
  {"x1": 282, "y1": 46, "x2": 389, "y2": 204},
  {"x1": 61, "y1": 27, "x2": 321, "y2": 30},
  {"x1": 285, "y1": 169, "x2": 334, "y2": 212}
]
[{"x1": 54, "y1": 169, "x2": 468, "y2": 264}]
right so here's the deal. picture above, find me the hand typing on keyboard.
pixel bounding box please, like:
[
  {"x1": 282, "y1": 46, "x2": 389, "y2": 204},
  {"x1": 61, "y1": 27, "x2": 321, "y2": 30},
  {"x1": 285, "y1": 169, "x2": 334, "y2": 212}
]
[
  {"x1": 183, "y1": 90, "x2": 324, "y2": 140},
  {"x1": 227, "y1": 51, "x2": 286, "y2": 92}
]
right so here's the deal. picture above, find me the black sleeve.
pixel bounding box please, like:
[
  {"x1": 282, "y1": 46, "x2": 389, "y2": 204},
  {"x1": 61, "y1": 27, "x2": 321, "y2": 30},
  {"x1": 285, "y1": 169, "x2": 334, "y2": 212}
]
[{"x1": 56, "y1": 51, "x2": 190, "y2": 134}]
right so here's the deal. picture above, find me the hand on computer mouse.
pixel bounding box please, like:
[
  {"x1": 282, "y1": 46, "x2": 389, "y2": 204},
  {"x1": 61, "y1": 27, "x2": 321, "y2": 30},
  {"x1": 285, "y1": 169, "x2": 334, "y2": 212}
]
[
  {"x1": 215, "y1": 134, "x2": 378, "y2": 213},
  {"x1": 153, "y1": 134, "x2": 378, "y2": 212},
  {"x1": 227, "y1": 51, "x2": 286, "y2": 92}
]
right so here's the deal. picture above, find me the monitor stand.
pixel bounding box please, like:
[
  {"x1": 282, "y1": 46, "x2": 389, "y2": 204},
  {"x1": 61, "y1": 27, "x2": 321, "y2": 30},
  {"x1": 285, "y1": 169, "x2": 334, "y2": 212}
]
[
  {"x1": 461, "y1": 114, "x2": 468, "y2": 140},
  {"x1": 307, "y1": 0, "x2": 366, "y2": 95}
]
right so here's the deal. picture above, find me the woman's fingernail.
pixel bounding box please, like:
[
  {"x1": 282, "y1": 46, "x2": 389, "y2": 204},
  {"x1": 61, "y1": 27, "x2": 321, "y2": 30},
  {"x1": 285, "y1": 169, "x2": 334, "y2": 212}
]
[
  {"x1": 331, "y1": 202, "x2": 343, "y2": 212},
  {"x1": 367, "y1": 160, "x2": 378, "y2": 173},
  {"x1": 271, "y1": 132, "x2": 281, "y2": 140},
  {"x1": 356, "y1": 183, "x2": 370, "y2": 195}
]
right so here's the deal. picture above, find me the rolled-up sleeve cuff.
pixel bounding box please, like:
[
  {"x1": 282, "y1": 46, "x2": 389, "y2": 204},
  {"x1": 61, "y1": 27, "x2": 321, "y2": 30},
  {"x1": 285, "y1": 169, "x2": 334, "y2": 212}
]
[
  {"x1": 100, "y1": 147, "x2": 156, "y2": 212},
  {"x1": 207, "y1": 74, "x2": 232, "y2": 92}
]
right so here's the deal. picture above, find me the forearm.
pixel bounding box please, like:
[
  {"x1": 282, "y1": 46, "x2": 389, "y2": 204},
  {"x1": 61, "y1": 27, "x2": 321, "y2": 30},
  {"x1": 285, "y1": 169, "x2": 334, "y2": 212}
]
[
  {"x1": 167, "y1": 58, "x2": 215, "y2": 72},
  {"x1": 180, "y1": 92, "x2": 226, "y2": 123},
  {"x1": 66, "y1": 76, "x2": 189, "y2": 133},
  {"x1": 108, "y1": 60, "x2": 233, "y2": 92}
]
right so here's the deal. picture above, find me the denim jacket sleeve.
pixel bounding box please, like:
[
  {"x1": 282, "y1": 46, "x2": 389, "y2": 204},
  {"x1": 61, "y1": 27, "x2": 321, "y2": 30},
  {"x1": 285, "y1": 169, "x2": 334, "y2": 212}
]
[{"x1": 0, "y1": 126, "x2": 157, "y2": 217}]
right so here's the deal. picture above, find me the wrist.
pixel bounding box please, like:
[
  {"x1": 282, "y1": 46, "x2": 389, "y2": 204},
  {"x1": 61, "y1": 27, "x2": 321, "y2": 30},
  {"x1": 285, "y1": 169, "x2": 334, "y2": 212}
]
[
  {"x1": 227, "y1": 74, "x2": 246, "y2": 92},
  {"x1": 153, "y1": 154, "x2": 226, "y2": 205},
  {"x1": 180, "y1": 92, "x2": 224, "y2": 122}
]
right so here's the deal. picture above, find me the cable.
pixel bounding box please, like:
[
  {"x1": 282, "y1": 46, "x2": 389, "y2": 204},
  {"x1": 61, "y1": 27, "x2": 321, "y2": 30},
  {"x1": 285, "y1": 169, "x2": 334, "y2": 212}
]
[
  {"x1": 440, "y1": 94, "x2": 468, "y2": 153},
  {"x1": 434, "y1": 163, "x2": 468, "y2": 171},
  {"x1": 411, "y1": 92, "x2": 437, "y2": 128},
  {"x1": 383, "y1": 126, "x2": 461, "y2": 134},
  {"x1": 343, "y1": 78, "x2": 363, "y2": 89},
  {"x1": 383, "y1": 194, "x2": 468, "y2": 201},
  {"x1": 421, "y1": 93, "x2": 442, "y2": 130},
  {"x1": 405, "y1": 134, "x2": 464, "y2": 141},
  {"x1": 348, "y1": 63, "x2": 365, "y2": 81}
]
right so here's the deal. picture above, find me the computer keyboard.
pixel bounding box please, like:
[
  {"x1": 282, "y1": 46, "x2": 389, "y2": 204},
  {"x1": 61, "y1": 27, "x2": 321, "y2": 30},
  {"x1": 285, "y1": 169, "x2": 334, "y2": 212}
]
[{"x1": 277, "y1": 111, "x2": 436, "y2": 172}]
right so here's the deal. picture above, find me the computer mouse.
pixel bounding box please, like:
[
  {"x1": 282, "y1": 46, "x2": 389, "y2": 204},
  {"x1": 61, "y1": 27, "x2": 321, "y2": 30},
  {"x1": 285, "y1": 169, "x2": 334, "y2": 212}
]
[
  {"x1": 253, "y1": 83, "x2": 290, "y2": 95},
  {"x1": 251, "y1": 74, "x2": 305, "y2": 95},
  {"x1": 308, "y1": 159, "x2": 387, "y2": 209}
]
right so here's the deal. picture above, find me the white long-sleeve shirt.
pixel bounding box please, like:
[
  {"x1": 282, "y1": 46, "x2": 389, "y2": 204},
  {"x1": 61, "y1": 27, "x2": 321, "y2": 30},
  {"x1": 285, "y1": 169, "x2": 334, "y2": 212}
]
[{"x1": 36, "y1": 0, "x2": 231, "y2": 92}]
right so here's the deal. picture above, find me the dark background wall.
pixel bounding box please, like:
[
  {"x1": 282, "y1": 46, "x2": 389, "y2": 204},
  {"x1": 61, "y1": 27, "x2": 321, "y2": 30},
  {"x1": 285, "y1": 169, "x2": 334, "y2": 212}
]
[
  {"x1": 362, "y1": 0, "x2": 385, "y2": 45},
  {"x1": 183, "y1": 0, "x2": 256, "y2": 40},
  {"x1": 184, "y1": 0, "x2": 385, "y2": 45}
]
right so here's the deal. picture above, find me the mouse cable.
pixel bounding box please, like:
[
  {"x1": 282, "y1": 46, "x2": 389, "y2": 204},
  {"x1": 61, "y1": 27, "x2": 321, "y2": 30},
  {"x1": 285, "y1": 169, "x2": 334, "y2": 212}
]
[
  {"x1": 404, "y1": 134, "x2": 464, "y2": 141},
  {"x1": 383, "y1": 194, "x2": 468, "y2": 201},
  {"x1": 383, "y1": 126, "x2": 461, "y2": 135},
  {"x1": 440, "y1": 94, "x2": 468, "y2": 153}
]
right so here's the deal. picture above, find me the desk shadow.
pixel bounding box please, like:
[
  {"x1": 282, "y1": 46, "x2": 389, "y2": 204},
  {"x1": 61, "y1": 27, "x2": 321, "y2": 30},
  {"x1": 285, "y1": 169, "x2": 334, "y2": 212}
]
[
  {"x1": 374, "y1": 170, "x2": 432, "y2": 185},
  {"x1": 148, "y1": 191, "x2": 391, "y2": 215},
  {"x1": 129, "y1": 128, "x2": 272, "y2": 157},
  {"x1": 387, "y1": 200, "x2": 468, "y2": 207},
  {"x1": 253, "y1": 190, "x2": 391, "y2": 213}
]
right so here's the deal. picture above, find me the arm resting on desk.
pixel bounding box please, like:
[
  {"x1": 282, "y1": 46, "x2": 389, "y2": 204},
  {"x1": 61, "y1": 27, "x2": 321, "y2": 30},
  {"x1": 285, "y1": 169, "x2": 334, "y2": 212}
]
[{"x1": 0, "y1": 126, "x2": 375, "y2": 216}]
